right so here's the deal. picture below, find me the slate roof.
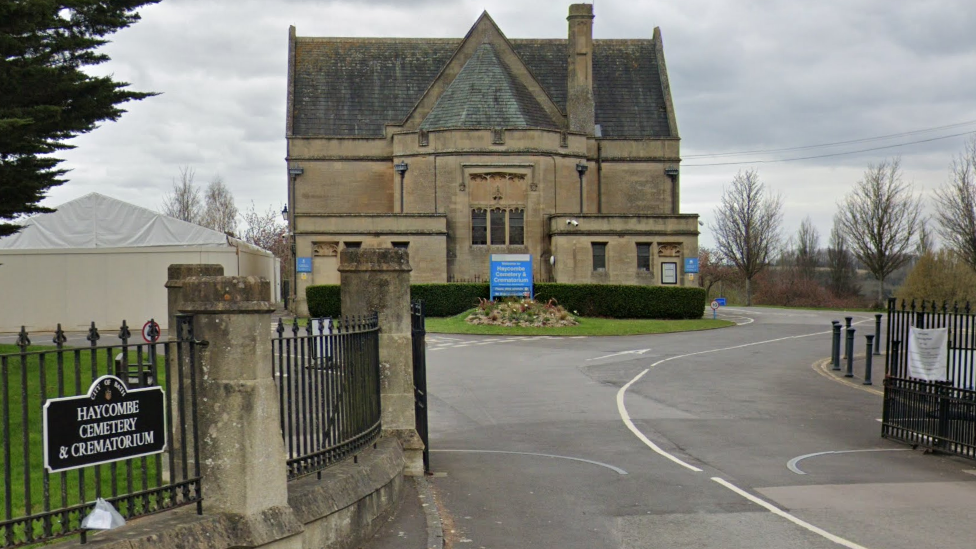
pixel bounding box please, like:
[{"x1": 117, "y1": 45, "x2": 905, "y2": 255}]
[
  {"x1": 420, "y1": 43, "x2": 558, "y2": 131},
  {"x1": 291, "y1": 36, "x2": 672, "y2": 139}
]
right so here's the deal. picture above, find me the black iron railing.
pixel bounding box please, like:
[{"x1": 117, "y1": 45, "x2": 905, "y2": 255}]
[
  {"x1": 411, "y1": 301, "x2": 429, "y2": 474},
  {"x1": 0, "y1": 317, "x2": 202, "y2": 547},
  {"x1": 883, "y1": 299, "x2": 976, "y2": 459},
  {"x1": 272, "y1": 315, "x2": 381, "y2": 480}
]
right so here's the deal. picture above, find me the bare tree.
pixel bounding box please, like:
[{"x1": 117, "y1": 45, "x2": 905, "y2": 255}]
[
  {"x1": 826, "y1": 216, "x2": 860, "y2": 298},
  {"x1": 837, "y1": 158, "x2": 922, "y2": 304},
  {"x1": 161, "y1": 166, "x2": 200, "y2": 223},
  {"x1": 698, "y1": 247, "x2": 736, "y2": 297},
  {"x1": 712, "y1": 169, "x2": 783, "y2": 305},
  {"x1": 240, "y1": 202, "x2": 291, "y2": 283},
  {"x1": 794, "y1": 216, "x2": 821, "y2": 280},
  {"x1": 200, "y1": 175, "x2": 238, "y2": 235},
  {"x1": 934, "y1": 137, "x2": 976, "y2": 272}
]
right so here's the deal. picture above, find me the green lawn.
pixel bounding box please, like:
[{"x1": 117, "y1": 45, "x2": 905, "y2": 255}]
[
  {"x1": 0, "y1": 345, "x2": 169, "y2": 542},
  {"x1": 425, "y1": 311, "x2": 735, "y2": 336}
]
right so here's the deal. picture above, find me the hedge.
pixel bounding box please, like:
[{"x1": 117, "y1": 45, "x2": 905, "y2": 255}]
[
  {"x1": 534, "y1": 283, "x2": 705, "y2": 319},
  {"x1": 307, "y1": 283, "x2": 704, "y2": 319}
]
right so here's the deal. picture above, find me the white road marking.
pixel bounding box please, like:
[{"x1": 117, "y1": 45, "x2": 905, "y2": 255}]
[
  {"x1": 433, "y1": 449, "x2": 627, "y2": 475},
  {"x1": 710, "y1": 477, "x2": 870, "y2": 549},
  {"x1": 586, "y1": 349, "x2": 652, "y2": 361},
  {"x1": 787, "y1": 448, "x2": 911, "y2": 474},
  {"x1": 617, "y1": 324, "x2": 878, "y2": 547}
]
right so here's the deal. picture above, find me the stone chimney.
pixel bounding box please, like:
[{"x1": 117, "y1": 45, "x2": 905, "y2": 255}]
[{"x1": 567, "y1": 3, "x2": 595, "y2": 134}]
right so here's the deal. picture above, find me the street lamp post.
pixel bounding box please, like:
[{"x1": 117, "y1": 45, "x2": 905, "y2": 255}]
[
  {"x1": 576, "y1": 161, "x2": 588, "y2": 214},
  {"x1": 286, "y1": 166, "x2": 303, "y2": 312},
  {"x1": 395, "y1": 162, "x2": 409, "y2": 213}
]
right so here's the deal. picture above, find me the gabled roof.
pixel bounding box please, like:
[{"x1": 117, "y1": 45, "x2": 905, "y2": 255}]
[
  {"x1": 290, "y1": 16, "x2": 674, "y2": 139},
  {"x1": 420, "y1": 43, "x2": 559, "y2": 131},
  {"x1": 0, "y1": 193, "x2": 231, "y2": 250}
]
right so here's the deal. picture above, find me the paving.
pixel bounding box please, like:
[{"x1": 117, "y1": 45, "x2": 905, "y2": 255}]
[{"x1": 361, "y1": 306, "x2": 976, "y2": 549}]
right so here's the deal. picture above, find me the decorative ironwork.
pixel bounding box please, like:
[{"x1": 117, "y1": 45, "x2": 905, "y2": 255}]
[
  {"x1": 882, "y1": 298, "x2": 976, "y2": 461},
  {"x1": 0, "y1": 316, "x2": 203, "y2": 547},
  {"x1": 272, "y1": 314, "x2": 382, "y2": 480}
]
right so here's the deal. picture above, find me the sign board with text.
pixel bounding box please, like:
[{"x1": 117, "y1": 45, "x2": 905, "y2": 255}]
[
  {"x1": 684, "y1": 257, "x2": 699, "y2": 273},
  {"x1": 296, "y1": 257, "x2": 312, "y2": 273},
  {"x1": 43, "y1": 375, "x2": 166, "y2": 472},
  {"x1": 907, "y1": 326, "x2": 948, "y2": 381},
  {"x1": 490, "y1": 254, "x2": 533, "y2": 300}
]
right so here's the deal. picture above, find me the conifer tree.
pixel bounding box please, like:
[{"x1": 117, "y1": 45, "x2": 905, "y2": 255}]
[{"x1": 0, "y1": 0, "x2": 158, "y2": 237}]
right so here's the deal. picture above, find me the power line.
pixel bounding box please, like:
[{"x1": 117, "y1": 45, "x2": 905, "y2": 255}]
[
  {"x1": 682, "y1": 130, "x2": 975, "y2": 167},
  {"x1": 683, "y1": 119, "x2": 976, "y2": 159}
]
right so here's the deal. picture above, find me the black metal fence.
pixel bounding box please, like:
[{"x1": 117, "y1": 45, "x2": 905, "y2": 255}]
[
  {"x1": 883, "y1": 299, "x2": 976, "y2": 459},
  {"x1": 0, "y1": 317, "x2": 202, "y2": 547},
  {"x1": 411, "y1": 302, "x2": 429, "y2": 474},
  {"x1": 272, "y1": 315, "x2": 381, "y2": 480}
]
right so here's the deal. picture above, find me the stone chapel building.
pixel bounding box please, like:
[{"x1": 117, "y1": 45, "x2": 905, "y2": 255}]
[{"x1": 285, "y1": 4, "x2": 699, "y2": 314}]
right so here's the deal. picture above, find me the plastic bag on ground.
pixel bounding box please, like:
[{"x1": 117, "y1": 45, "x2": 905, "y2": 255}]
[{"x1": 80, "y1": 498, "x2": 126, "y2": 530}]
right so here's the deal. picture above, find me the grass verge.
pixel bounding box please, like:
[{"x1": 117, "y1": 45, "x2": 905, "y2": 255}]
[{"x1": 426, "y1": 311, "x2": 735, "y2": 336}]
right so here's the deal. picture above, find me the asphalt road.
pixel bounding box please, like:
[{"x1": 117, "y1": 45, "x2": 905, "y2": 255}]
[{"x1": 424, "y1": 308, "x2": 976, "y2": 548}]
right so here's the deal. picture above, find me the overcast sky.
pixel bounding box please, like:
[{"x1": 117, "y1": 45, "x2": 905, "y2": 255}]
[{"x1": 46, "y1": 0, "x2": 976, "y2": 249}]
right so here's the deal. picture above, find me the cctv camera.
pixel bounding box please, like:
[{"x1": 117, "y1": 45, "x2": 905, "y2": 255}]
[
  {"x1": 567, "y1": 219, "x2": 579, "y2": 227},
  {"x1": 698, "y1": 221, "x2": 705, "y2": 227}
]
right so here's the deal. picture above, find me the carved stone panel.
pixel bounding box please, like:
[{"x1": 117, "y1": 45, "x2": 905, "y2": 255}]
[
  {"x1": 658, "y1": 243, "x2": 681, "y2": 258},
  {"x1": 469, "y1": 172, "x2": 528, "y2": 206},
  {"x1": 312, "y1": 241, "x2": 339, "y2": 257}
]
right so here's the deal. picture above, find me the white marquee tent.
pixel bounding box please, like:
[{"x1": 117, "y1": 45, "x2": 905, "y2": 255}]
[{"x1": 0, "y1": 193, "x2": 280, "y2": 332}]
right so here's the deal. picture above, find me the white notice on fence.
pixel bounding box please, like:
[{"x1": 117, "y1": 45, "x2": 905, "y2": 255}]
[{"x1": 907, "y1": 326, "x2": 948, "y2": 381}]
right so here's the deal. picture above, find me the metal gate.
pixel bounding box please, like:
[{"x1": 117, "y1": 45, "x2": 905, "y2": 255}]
[
  {"x1": 411, "y1": 301, "x2": 429, "y2": 474},
  {"x1": 882, "y1": 298, "x2": 976, "y2": 460}
]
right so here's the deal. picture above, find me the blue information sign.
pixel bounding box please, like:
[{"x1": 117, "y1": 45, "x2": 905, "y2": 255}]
[
  {"x1": 296, "y1": 257, "x2": 312, "y2": 273},
  {"x1": 684, "y1": 257, "x2": 699, "y2": 273},
  {"x1": 490, "y1": 254, "x2": 533, "y2": 300},
  {"x1": 715, "y1": 298, "x2": 726, "y2": 306}
]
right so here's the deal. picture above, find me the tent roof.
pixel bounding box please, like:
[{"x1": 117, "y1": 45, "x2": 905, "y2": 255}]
[{"x1": 0, "y1": 193, "x2": 232, "y2": 250}]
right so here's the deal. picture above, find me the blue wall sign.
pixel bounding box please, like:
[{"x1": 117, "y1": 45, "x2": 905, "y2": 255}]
[
  {"x1": 490, "y1": 254, "x2": 533, "y2": 300},
  {"x1": 684, "y1": 257, "x2": 699, "y2": 273},
  {"x1": 296, "y1": 257, "x2": 312, "y2": 273}
]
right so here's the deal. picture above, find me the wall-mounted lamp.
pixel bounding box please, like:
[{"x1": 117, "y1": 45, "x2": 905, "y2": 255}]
[
  {"x1": 664, "y1": 165, "x2": 679, "y2": 181},
  {"x1": 576, "y1": 161, "x2": 588, "y2": 214},
  {"x1": 395, "y1": 161, "x2": 409, "y2": 213},
  {"x1": 288, "y1": 167, "x2": 304, "y2": 177},
  {"x1": 281, "y1": 204, "x2": 288, "y2": 221}
]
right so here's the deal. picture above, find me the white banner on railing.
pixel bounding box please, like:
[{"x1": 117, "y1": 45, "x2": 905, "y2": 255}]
[{"x1": 908, "y1": 326, "x2": 949, "y2": 381}]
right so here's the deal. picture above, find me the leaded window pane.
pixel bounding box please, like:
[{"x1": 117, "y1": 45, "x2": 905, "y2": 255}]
[
  {"x1": 472, "y1": 209, "x2": 487, "y2": 245},
  {"x1": 592, "y1": 242, "x2": 607, "y2": 271},
  {"x1": 490, "y1": 209, "x2": 506, "y2": 245},
  {"x1": 509, "y1": 209, "x2": 524, "y2": 245},
  {"x1": 637, "y1": 243, "x2": 651, "y2": 271}
]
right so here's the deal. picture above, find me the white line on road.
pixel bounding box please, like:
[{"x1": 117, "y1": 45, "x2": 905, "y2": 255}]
[
  {"x1": 787, "y1": 448, "x2": 911, "y2": 474},
  {"x1": 710, "y1": 477, "x2": 870, "y2": 549},
  {"x1": 617, "y1": 324, "x2": 878, "y2": 548},
  {"x1": 432, "y1": 449, "x2": 628, "y2": 475},
  {"x1": 586, "y1": 349, "x2": 651, "y2": 361}
]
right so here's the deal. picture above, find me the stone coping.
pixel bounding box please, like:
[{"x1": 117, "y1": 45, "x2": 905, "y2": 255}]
[{"x1": 68, "y1": 437, "x2": 404, "y2": 549}]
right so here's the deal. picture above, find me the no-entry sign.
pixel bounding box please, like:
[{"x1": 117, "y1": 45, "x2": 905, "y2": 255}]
[{"x1": 43, "y1": 375, "x2": 166, "y2": 472}]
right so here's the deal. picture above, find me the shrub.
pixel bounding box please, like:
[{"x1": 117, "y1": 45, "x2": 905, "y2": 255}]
[
  {"x1": 411, "y1": 284, "x2": 489, "y2": 317},
  {"x1": 308, "y1": 283, "x2": 706, "y2": 319},
  {"x1": 534, "y1": 284, "x2": 705, "y2": 319},
  {"x1": 306, "y1": 285, "x2": 341, "y2": 318}
]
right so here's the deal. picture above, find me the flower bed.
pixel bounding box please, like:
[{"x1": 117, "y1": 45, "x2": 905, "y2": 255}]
[{"x1": 465, "y1": 298, "x2": 578, "y2": 327}]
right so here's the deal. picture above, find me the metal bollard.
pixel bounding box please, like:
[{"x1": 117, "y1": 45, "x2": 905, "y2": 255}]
[
  {"x1": 843, "y1": 316, "x2": 853, "y2": 359},
  {"x1": 831, "y1": 321, "x2": 842, "y2": 370},
  {"x1": 845, "y1": 327, "x2": 856, "y2": 377},
  {"x1": 891, "y1": 340, "x2": 901, "y2": 377},
  {"x1": 864, "y1": 335, "x2": 874, "y2": 385},
  {"x1": 874, "y1": 314, "x2": 882, "y2": 356}
]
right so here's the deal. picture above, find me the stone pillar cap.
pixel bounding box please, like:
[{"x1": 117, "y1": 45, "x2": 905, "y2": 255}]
[
  {"x1": 338, "y1": 248, "x2": 412, "y2": 273},
  {"x1": 166, "y1": 264, "x2": 225, "y2": 288},
  {"x1": 178, "y1": 276, "x2": 274, "y2": 314}
]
